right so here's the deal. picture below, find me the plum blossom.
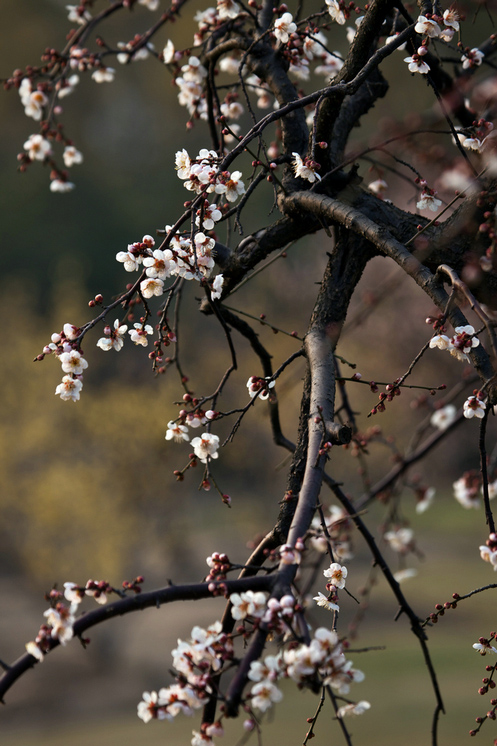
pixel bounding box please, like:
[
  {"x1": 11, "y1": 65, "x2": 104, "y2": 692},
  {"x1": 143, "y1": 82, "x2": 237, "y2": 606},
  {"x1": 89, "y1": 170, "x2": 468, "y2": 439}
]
[
  {"x1": 129, "y1": 323, "x2": 153, "y2": 346},
  {"x1": 23, "y1": 134, "x2": 52, "y2": 161},
  {"x1": 313, "y1": 591, "x2": 340, "y2": 612},
  {"x1": 165, "y1": 420, "x2": 190, "y2": 442},
  {"x1": 211, "y1": 274, "x2": 224, "y2": 301},
  {"x1": 116, "y1": 247, "x2": 142, "y2": 272},
  {"x1": 274, "y1": 13, "x2": 296, "y2": 44},
  {"x1": 55, "y1": 375, "x2": 83, "y2": 402},
  {"x1": 292, "y1": 153, "x2": 321, "y2": 182},
  {"x1": 416, "y1": 487, "x2": 435, "y2": 514},
  {"x1": 461, "y1": 48, "x2": 484, "y2": 69},
  {"x1": 59, "y1": 350, "x2": 88, "y2": 375},
  {"x1": 473, "y1": 640, "x2": 497, "y2": 655},
  {"x1": 250, "y1": 681, "x2": 283, "y2": 711},
  {"x1": 217, "y1": 0, "x2": 241, "y2": 19},
  {"x1": 393, "y1": 568, "x2": 418, "y2": 583},
  {"x1": 248, "y1": 655, "x2": 283, "y2": 682},
  {"x1": 326, "y1": 0, "x2": 346, "y2": 24},
  {"x1": 417, "y1": 189, "x2": 442, "y2": 211},
  {"x1": 451, "y1": 325, "x2": 480, "y2": 359},
  {"x1": 315, "y1": 52, "x2": 344, "y2": 77},
  {"x1": 368, "y1": 178, "x2": 388, "y2": 196},
  {"x1": 429, "y1": 333, "x2": 452, "y2": 350},
  {"x1": 63, "y1": 146, "x2": 83, "y2": 167},
  {"x1": 163, "y1": 40, "x2": 175, "y2": 64},
  {"x1": 443, "y1": 8, "x2": 460, "y2": 30},
  {"x1": 453, "y1": 475, "x2": 480, "y2": 508},
  {"x1": 92, "y1": 67, "x2": 115, "y2": 83},
  {"x1": 139, "y1": 0, "x2": 160, "y2": 9},
  {"x1": 414, "y1": 16, "x2": 441, "y2": 38},
  {"x1": 247, "y1": 376, "x2": 275, "y2": 400},
  {"x1": 23, "y1": 89, "x2": 48, "y2": 120},
  {"x1": 44, "y1": 604, "x2": 76, "y2": 644},
  {"x1": 215, "y1": 171, "x2": 245, "y2": 202},
  {"x1": 384, "y1": 527, "x2": 413, "y2": 553},
  {"x1": 96, "y1": 320, "x2": 128, "y2": 352},
  {"x1": 175, "y1": 149, "x2": 191, "y2": 179},
  {"x1": 323, "y1": 562, "x2": 347, "y2": 588},
  {"x1": 143, "y1": 250, "x2": 174, "y2": 280},
  {"x1": 140, "y1": 277, "x2": 164, "y2": 298},
  {"x1": 57, "y1": 74, "x2": 80, "y2": 99},
  {"x1": 63, "y1": 582, "x2": 84, "y2": 604},
  {"x1": 337, "y1": 701, "x2": 371, "y2": 718},
  {"x1": 137, "y1": 691, "x2": 162, "y2": 722},
  {"x1": 404, "y1": 55, "x2": 430, "y2": 74},
  {"x1": 50, "y1": 179, "x2": 75, "y2": 193},
  {"x1": 463, "y1": 395, "x2": 486, "y2": 419},
  {"x1": 191, "y1": 433, "x2": 220, "y2": 463},
  {"x1": 230, "y1": 590, "x2": 268, "y2": 620},
  {"x1": 66, "y1": 4, "x2": 91, "y2": 23},
  {"x1": 25, "y1": 641, "x2": 45, "y2": 662},
  {"x1": 279, "y1": 544, "x2": 301, "y2": 565},
  {"x1": 430, "y1": 404, "x2": 457, "y2": 430}
]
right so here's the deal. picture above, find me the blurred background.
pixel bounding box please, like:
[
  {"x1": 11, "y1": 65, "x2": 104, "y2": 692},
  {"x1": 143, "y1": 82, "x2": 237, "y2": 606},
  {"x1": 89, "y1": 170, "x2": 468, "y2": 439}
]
[{"x1": 1, "y1": 1, "x2": 497, "y2": 744}]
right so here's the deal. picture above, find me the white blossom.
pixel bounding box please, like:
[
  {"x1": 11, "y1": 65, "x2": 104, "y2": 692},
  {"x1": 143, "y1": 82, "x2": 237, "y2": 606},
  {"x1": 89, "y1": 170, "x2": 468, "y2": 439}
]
[
  {"x1": 429, "y1": 333, "x2": 452, "y2": 350},
  {"x1": 211, "y1": 274, "x2": 224, "y2": 301},
  {"x1": 165, "y1": 420, "x2": 190, "y2": 442},
  {"x1": 430, "y1": 405, "x2": 457, "y2": 430},
  {"x1": 139, "y1": 0, "x2": 160, "y2": 9},
  {"x1": 292, "y1": 152, "x2": 321, "y2": 182},
  {"x1": 404, "y1": 55, "x2": 430, "y2": 74},
  {"x1": 50, "y1": 179, "x2": 75, "y2": 193},
  {"x1": 55, "y1": 375, "x2": 83, "y2": 402},
  {"x1": 274, "y1": 12, "x2": 296, "y2": 44},
  {"x1": 453, "y1": 476, "x2": 480, "y2": 508},
  {"x1": 417, "y1": 190, "x2": 442, "y2": 211},
  {"x1": 461, "y1": 48, "x2": 484, "y2": 69},
  {"x1": 414, "y1": 16, "x2": 441, "y2": 38},
  {"x1": 140, "y1": 277, "x2": 164, "y2": 298},
  {"x1": 57, "y1": 74, "x2": 80, "y2": 99},
  {"x1": 59, "y1": 350, "x2": 88, "y2": 375},
  {"x1": 191, "y1": 433, "x2": 220, "y2": 463},
  {"x1": 217, "y1": 0, "x2": 241, "y2": 19},
  {"x1": 230, "y1": 590, "x2": 268, "y2": 620},
  {"x1": 23, "y1": 134, "x2": 52, "y2": 161},
  {"x1": 384, "y1": 527, "x2": 413, "y2": 553},
  {"x1": 337, "y1": 701, "x2": 371, "y2": 718},
  {"x1": 63, "y1": 146, "x2": 83, "y2": 167},
  {"x1": 313, "y1": 591, "x2": 340, "y2": 612},
  {"x1": 96, "y1": 320, "x2": 128, "y2": 351},
  {"x1": 323, "y1": 562, "x2": 347, "y2": 588},
  {"x1": 92, "y1": 67, "x2": 115, "y2": 83},
  {"x1": 326, "y1": 0, "x2": 346, "y2": 24},
  {"x1": 443, "y1": 8, "x2": 460, "y2": 30},
  {"x1": 66, "y1": 4, "x2": 91, "y2": 24},
  {"x1": 463, "y1": 395, "x2": 486, "y2": 419},
  {"x1": 250, "y1": 680, "x2": 283, "y2": 711},
  {"x1": 129, "y1": 323, "x2": 154, "y2": 346}
]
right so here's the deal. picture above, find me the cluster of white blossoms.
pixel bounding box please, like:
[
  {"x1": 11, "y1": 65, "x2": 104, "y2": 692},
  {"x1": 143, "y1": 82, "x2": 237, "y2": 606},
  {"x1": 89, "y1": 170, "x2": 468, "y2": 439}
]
[
  {"x1": 165, "y1": 416, "x2": 220, "y2": 463},
  {"x1": 248, "y1": 626, "x2": 366, "y2": 713},
  {"x1": 25, "y1": 578, "x2": 113, "y2": 661},
  {"x1": 313, "y1": 562, "x2": 347, "y2": 613},
  {"x1": 429, "y1": 324, "x2": 480, "y2": 363},
  {"x1": 175, "y1": 148, "x2": 245, "y2": 204},
  {"x1": 404, "y1": 10, "x2": 465, "y2": 75},
  {"x1": 42, "y1": 323, "x2": 88, "y2": 402},
  {"x1": 138, "y1": 621, "x2": 230, "y2": 731},
  {"x1": 116, "y1": 227, "x2": 220, "y2": 290}
]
